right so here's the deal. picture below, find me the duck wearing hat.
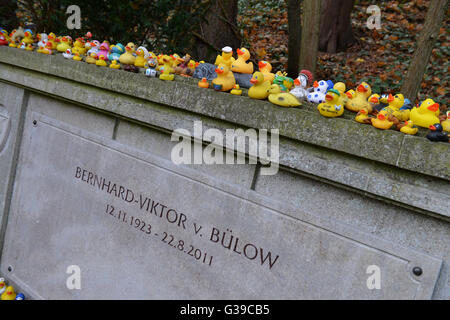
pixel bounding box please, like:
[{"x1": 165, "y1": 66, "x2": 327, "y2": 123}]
[
  {"x1": 317, "y1": 89, "x2": 345, "y2": 117},
  {"x1": 215, "y1": 46, "x2": 235, "y2": 68}
]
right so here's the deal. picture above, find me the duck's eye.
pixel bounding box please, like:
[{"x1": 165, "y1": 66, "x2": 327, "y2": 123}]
[
  {"x1": 320, "y1": 81, "x2": 324, "y2": 85},
  {"x1": 365, "y1": 85, "x2": 368, "y2": 88}
]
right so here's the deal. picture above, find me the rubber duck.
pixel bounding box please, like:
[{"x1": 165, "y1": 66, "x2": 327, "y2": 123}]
[
  {"x1": 383, "y1": 93, "x2": 410, "y2": 121},
  {"x1": 0, "y1": 278, "x2": 5, "y2": 295},
  {"x1": 174, "y1": 54, "x2": 194, "y2": 76},
  {"x1": 1, "y1": 286, "x2": 16, "y2": 300},
  {"x1": 187, "y1": 59, "x2": 199, "y2": 72},
  {"x1": 212, "y1": 63, "x2": 236, "y2": 91},
  {"x1": 22, "y1": 29, "x2": 34, "y2": 45},
  {"x1": 307, "y1": 80, "x2": 330, "y2": 104},
  {"x1": 96, "y1": 54, "x2": 108, "y2": 67},
  {"x1": 108, "y1": 43, "x2": 125, "y2": 61},
  {"x1": 9, "y1": 27, "x2": 24, "y2": 47},
  {"x1": 198, "y1": 78, "x2": 209, "y2": 89},
  {"x1": 0, "y1": 33, "x2": 8, "y2": 46},
  {"x1": 268, "y1": 84, "x2": 301, "y2": 107},
  {"x1": 18, "y1": 41, "x2": 27, "y2": 50},
  {"x1": 15, "y1": 293, "x2": 25, "y2": 300},
  {"x1": 56, "y1": 36, "x2": 72, "y2": 52},
  {"x1": 85, "y1": 52, "x2": 98, "y2": 64},
  {"x1": 355, "y1": 108, "x2": 372, "y2": 124},
  {"x1": 86, "y1": 40, "x2": 101, "y2": 56},
  {"x1": 345, "y1": 82, "x2": 372, "y2": 113},
  {"x1": 290, "y1": 69, "x2": 314, "y2": 100},
  {"x1": 159, "y1": 55, "x2": 175, "y2": 81},
  {"x1": 110, "y1": 60, "x2": 120, "y2": 69},
  {"x1": 230, "y1": 84, "x2": 242, "y2": 95},
  {"x1": 119, "y1": 42, "x2": 136, "y2": 65},
  {"x1": 426, "y1": 123, "x2": 449, "y2": 142},
  {"x1": 258, "y1": 61, "x2": 275, "y2": 83},
  {"x1": 215, "y1": 46, "x2": 235, "y2": 68},
  {"x1": 248, "y1": 72, "x2": 271, "y2": 99},
  {"x1": 172, "y1": 53, "x2": 182, "y2": 68},
  {"x1": 274, "y1": 71, "x2": 295, "y2": 91},
  {"x1": 47, "y1": 32, "x2": 58, "y2": 50},
  {"x1": 231, "y1": 48, "x2": 253, "y2": 74},
  {"x1": 410, "y1": 99, "x2": 441, "y2": 129},
  {"x1": 317, "y1": 89, "x2": 344, "y2": 117},
  {"x1": 73, "y1": 52, "x2": 83, "y2": 61},
  {"x1": 144, "y1": 58, "x2": 158, "y2": 77},
  {"x1": 441, "y1": 111, "x2": 450, "y2": 133},
  {"x1": 72, "y1": 37, "x2": 86, "y2": 56},
  {"x1": 63, "y1": 48, "x2": 74, "y2": 59},
  {"x1": 97, "y1": 41, "x2": 110, "y2": 60},
  {"x1": 25, "y1": 43, "x2": 33, "y2": 51},
  {"x1": 40, "y1": 41, "x2": 53, "y2": 55},
  {"x1": 399, "y1": 120, "x2": 418, "y2": 135},
  {"x1": 371, "y1": 112, "x2": 393, "y2": 130},
  {"x1": 134, "y1": 46, "x2": 149, "y2": 68}
]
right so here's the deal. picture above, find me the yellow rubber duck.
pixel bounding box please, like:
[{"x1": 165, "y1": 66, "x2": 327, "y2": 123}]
[
  {"x1": 258, "y1": 61, "x2": 275, "y2": 83},
  {"x1": 86, "y1": 52, "x2": 97, "y2": 64},
  {"x1": 345, "y1": 82, "x2": 372, "y2": 113},
  {"x1": 110, "y1": 60, "x2": 120, "y2": 69},
  {"x1": 333, "y1": 82, "x2": 349, "y2": 106},
  {"x1": 268, "y1": 84, "x2": 301, "y2": 107},
  {"x1": 371, "y1": 112, "x2": 393, "y2": 130},
  {"x1": 442, "y1": 111, "x2": 450, "y2": 133},
  {"x1": 212, "y1": 63, "x2": 236, "y2": 92},
  {"x1": 215, "y1": 46, "x2": 235, "y2": 68},
  {"x1": 56, "y1": 36, "x2": 72, "y2": 52},
  {"x1": 355, "y1": 108, "x2": 372, "y2": 124},
  {"x1": 47, "y1": 32, "x2": 58, "y2": 50},
  {"x1": 248, "y1": 71, "x2": 271, "y2": 99},
  {"x1": 317, "y1": 89, "x2": 344, "y2": 117},
  {"x1": 384, "y1": 93, "x2": 410, "y2": 121},
  {"x1": 73, "y1": 52, "x2": 83, "y2": 61},
  {"x1": 400, "y1": 120, "x2": 418, "y2": 135},
  {"x1": 159, "y1": 55, "x2": 175, "y2": 81},
  {"x1": 368, "y1": 94, "x2": 380, "y2": 105},
  {"x1": 231, "y1": 48, "x2": 254, "y2": 74},
  {"x1": 346, "y1": 89, "x2": 356, "y2": 100},
  {"x1": 96, "y1": 55, "x2": 108, "y2": 67},
  {"x1": 198, "y1": 78, "x2": 209, "y2": 89},
  {"x1": 172, "y1": 53, "x2": 182, "y2": 67},
  {"x1": 1, "y1": 286, "x2": 16, "y2": 300},
  {"x1": 134, "y1": 46, "x2": 149, "y2": 68},
  {"x1": 40, "y1": 41, "x2": 53, "y2": 55},
  {"x1": 230, "y1": 84, "x2": 242, "y2": 95},
  {"x1": 22, "y1": 29, "x2": 34, "y2": 45},
  {"x1": 72, "y1": 37, "x2": 87, "y2": 56},
  {"x1": 119, "y1": 42, "x2": 136, "y2": 65},
  {"x1": 410, "y1": 99, "x2": 441, "y2": 129},
  {"x1": 25, "y1": 43, "x2": 34, "y2": 51}
]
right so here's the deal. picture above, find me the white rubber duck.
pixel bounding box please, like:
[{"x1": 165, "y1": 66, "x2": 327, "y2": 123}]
[
  {"x1": 307, "y1": 80, "x2": 329, "y2": 104},
  {"x1": 62, "y1": 48, "x2": 74, "y2": 59},
  {"x1": 290, "y1": 69, "x2": 314, "y2": 100},
  {"x1": 0, "y1": 278, "x2": 6, "y2": 295}
]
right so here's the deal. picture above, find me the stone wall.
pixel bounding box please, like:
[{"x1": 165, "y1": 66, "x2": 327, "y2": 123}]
[{"x1": 0, "y1": 46, "x2": 449, "y2": 299}]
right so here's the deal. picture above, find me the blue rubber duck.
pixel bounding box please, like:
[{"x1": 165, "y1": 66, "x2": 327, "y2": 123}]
[{"x1": 108, "y1": 43, "x2": 125, "y2": 62}]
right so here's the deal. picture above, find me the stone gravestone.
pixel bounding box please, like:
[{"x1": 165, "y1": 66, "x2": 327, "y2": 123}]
[{"x1": 0, "y1": 112, "x2": 442, "y2": 299}]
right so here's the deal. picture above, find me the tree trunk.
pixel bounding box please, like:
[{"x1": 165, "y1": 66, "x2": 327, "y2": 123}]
[
  {"x1": 299, "y1": 0, "x2": 321, "y2": 76},
  {"x1": 192, "y1": 0, "x2": 241, "y2": 63},
  {"x1": 287, "y1": 0, "x2": 302, "y2": 78},
  {"x1": 319, "y1": 0, "x2": 356, "y2": 53},
  {"x1": 401, "y1": 0, "x2": 448, "y2": 101}
]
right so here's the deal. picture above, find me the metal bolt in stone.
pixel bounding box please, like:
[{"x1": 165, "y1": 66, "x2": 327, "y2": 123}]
[{"x1": 412, "y1": 267, "x2": 423, "y2": 276}]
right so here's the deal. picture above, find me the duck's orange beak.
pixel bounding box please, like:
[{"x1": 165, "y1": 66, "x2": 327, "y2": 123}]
[
  {"x1": 325, "y1": 94, "x2": 333, "y2": 101},
  {"x1": 387, "y1": 94, "x2": 395, "y2": 102},
  {"x1": 294, "y1": 78, "x2": 300, "y2": 86},
  {"x1": 429, "y1": 125, "x2": 436, "y2": 131},
  {"x1": 215, "y1": 68, "x2": 224, "y2": 74},
  {"x1": 346, "y1": 92, "x2": 353, "y2": 98},
  {"x1": 313, "y1": 81, "x2": 319, "y2": 88},
  {"x1": 378, "y1": 114, "x2": 386, "y2": 120},
  {"x1": 237, "y1": 48, "x2": 244, "y2": 55},
  {"x1": 250, "y1": 78, "x2": 258, "y2": 84},
  {"x1": 427, "y1": 103, "x2": 439, "y2": 112},
  {"x1": 370, "y1": 96, "x2": 379, "y2": 103},
  {"x1": 258, "y1": 61, "x2": 266, "y2": 69},
  {"x1": 358, "y1": 84, "x2": 367, "y2": 93}
]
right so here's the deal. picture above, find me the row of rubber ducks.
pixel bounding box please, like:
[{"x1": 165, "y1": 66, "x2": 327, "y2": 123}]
[
  {"x1": 2, "y1": 27, "x2": 448, "y2": 142},
  {"x1": 0, "y1": 277, "x2": 25, "y2": 300}
]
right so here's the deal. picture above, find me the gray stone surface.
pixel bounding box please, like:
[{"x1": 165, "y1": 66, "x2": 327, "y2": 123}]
[{"x1": 1, "y1": 114, "x2": 442, "y2": 299}]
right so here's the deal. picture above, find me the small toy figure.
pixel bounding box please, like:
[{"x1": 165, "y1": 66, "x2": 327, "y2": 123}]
[
  {"x1": 441, "y1": 111, "x2": 450, "y2": 133},
  {"x1": 371, "y1": 112, "x2": 394, "y2": 130},
  {"x1": 174, "y1": 54, "x2": 194, "y2": 76},
  {"x1": 345, "y1": 82, "x2": 373, "y2": 113},
  {"x1": 355, "y1": 108, "x2": 372, "y2": 124},
  {"x1": 119, "y1": 42, "x2": 136, "y2": 65},
  {"x1": 41, "y1": 41, "x2": 54, "y2": 55},
  {"x1": 9, "y1": 27, "x2": 25, "y2": 47},
  {"x1": 212, "y1": 63, "x2": 236, "y2": 91},
  {"x1": 307, "y1": 80, "x2": 330, "y2": 104},
  {"x1": 382, "y1": 93, "x2": 410, "y2": 121},
  {"x1": 108, "y1": 43, "x2": 125, "y2": 62},
  {"x1": 47, "y1": 32, "x2": 58, "y2": 50},
  {"x1": 15, "y1": 293, "x2": 25, "y2": 300},
  {"x1": 248, "y1": 71, "x2": 271, "y2": 100},
  {"x1": 290, "y1": 69, "x2": 314, "y2": 100},
  {"x1": 198, "y1": 78, "x2": 209, "y2": 88},
  {"x1": 144, "y1": 58, "x2": 158, "y2": 77},
  {"x1": 268, "y1": 84, "x2": 301, "y2": 107},
  {"x1": 274, "y1": 71, "x2": 295, "y2": 91},
  {"x1": 410, "y1": 99, "x2": 441, "y2": 128},
  {"x1": 1, "y1": 286, "x2": 16, "y2": 300},
  {"x1": 21, "y1": 29, "x2": 34, "y2": 45},
  {"x1": 56, "y1": 36, "x2": 72, "y2": 52},
  {"x1": 258, "y1": 61, "x2": 275, "y2": 83},
  {"x1": 86, "y1": 40, "x2": 101, "y2": 56},
  {"x1": 85, "y1": 52, "x2": 98, "y2": 64},
  {"x1": 399, "y1": 120, "x2": 418, "y2": 135},
  {"x1": 18, "y1": 40, "x2": 27, "y2": 50},
  {"x1": 231, "y1": 48, "x2": 253, "y2": 74},
  {"x1": 134, "y1": 46, "x2": 149, "y2": 68},
  {"x1": 73, "y1": 52, "x2": 83, "y2": 61},
  {"x1": 158, "y1": 55, "x2": 175, "y2": 81},
  {"x1": 230, "y1": 84, "x2": 242, "y2": 95},
  {"x1": 72, "y1": 37, "x2": 86, "y2": 56},
  {"x1": 110, "y1": 60, "x2": 120, "y2": 69},
  {"x1": 62, "y1": 48, "x2": 74, "y2": 59},
  {"x1": 0, "y1": 278, "x2": 6, "y2": 295},
  {"x1": 317, "y1": 89, "x2": 344, "y2": 117},
  {"x1": 426, "y1": 123, "x2": 449, "y2": 142},
  {"x1": 96, "y1": 55, "x2": 108, "y2": 67},
  {"x1": 215, "y1": 46, "x2": 235, "y2": 67},
  {"x1": 0, "y1": 33, "x2": 8, "y2": 46}
]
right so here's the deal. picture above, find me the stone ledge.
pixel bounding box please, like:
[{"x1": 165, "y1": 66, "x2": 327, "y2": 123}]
[{"x1": 0, "y1": 46, "x2": 449, "y2": 181}]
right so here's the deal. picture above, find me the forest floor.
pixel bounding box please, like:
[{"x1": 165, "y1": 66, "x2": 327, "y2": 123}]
[{"x1": 238, "y1": 0, "x2": 449, "y2": 107}]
